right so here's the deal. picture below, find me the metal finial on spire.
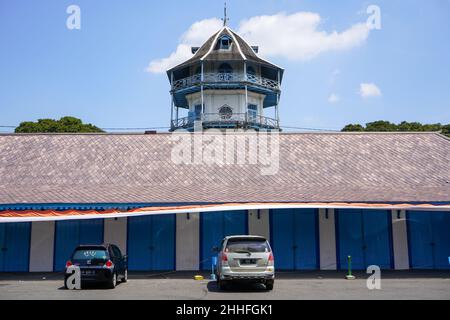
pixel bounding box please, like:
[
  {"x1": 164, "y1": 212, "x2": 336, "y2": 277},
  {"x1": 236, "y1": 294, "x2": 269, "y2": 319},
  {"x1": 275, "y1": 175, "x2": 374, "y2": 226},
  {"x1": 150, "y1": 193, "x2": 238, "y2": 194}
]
[{"x1": 222, "y1": 2, "x2": 229, "y2": 26}]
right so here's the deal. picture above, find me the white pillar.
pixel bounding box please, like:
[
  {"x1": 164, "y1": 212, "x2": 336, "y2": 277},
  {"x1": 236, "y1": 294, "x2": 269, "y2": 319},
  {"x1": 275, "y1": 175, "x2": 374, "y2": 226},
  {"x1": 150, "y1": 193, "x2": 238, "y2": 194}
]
[
  {"x1": 176, "y1": 213, "x2": 200, "y2": 271},
  {"x1": 391, "y1": 210, "x2": 410, "y2": 270},
  {"x1": 29, "y1": 221, "x2": 55, "y2": 272},
  {"x1": 248, "y1": 209, "x2": 270, "y2": 240},
  {"x1": 104, "y1": 218, "x2": 128, "y2": 255},
  {"x1": 319, "y1": 209, "x2": 337, "y2": 270}
]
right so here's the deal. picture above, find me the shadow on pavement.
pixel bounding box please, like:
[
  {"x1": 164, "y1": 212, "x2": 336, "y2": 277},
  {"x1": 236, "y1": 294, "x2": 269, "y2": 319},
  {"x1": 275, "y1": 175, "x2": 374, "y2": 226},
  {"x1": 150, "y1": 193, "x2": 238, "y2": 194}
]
[{"x1": 206, "y1": 281, "x2": 268, "y2": 293}]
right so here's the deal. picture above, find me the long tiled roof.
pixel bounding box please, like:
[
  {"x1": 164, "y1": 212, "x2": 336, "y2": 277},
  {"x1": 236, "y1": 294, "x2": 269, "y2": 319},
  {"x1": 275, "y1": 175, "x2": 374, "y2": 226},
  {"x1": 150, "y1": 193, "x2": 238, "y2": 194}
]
[{"x1": 0, "y1": 133, "x2": 449, "y2": 206}]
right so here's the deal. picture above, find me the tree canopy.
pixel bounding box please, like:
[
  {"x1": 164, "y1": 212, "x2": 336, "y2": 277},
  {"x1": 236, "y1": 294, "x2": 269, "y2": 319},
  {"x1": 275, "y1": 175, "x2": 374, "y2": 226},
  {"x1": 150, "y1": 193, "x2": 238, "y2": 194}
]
[
  {"x1": 15, "y1": 117, "x2": 104, "y2": 133},
  {"x1": 342, "y1": 121, "x2": 450, "y2": 137}
]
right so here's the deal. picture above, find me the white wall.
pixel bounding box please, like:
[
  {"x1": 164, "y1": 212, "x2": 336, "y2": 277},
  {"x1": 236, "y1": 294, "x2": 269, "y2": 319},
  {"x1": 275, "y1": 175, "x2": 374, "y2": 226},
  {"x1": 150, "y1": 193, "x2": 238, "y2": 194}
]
[
  {"x1": 187, "y1": 90, "x2": 265, "y2": 116},
  {"x1": 29, "y1": 221, "x2": 55, "y2": 272},
  {"x1": 248, "y1": 209, "x2": 270, "y2": 240},
  {"x1": 176, "y1": 213, "x2": 200, "y2": 271},
  {"x1": 391, "y1": 210, "x2": 410, "y2": 270},
  {"x1": 104, "y1": 218, "x2": 128, "y2": 254},
  {"x1": 319, "y1": 209, "x2": 337, "y2": 270}
]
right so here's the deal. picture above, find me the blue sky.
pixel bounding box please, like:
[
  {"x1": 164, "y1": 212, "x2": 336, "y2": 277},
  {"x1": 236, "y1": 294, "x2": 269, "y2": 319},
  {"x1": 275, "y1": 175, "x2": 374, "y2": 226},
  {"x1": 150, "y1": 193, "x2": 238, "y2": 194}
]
[{"x1": 0, "y1": 0, "x2": 449, "y2": 132}]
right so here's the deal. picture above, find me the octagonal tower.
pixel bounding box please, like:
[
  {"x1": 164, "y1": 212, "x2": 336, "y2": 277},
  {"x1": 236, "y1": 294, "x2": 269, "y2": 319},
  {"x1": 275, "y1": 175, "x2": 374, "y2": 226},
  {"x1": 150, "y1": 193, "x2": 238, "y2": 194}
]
[{"x1": 167, "y1": 25, "x2": 284, "y2": 132}]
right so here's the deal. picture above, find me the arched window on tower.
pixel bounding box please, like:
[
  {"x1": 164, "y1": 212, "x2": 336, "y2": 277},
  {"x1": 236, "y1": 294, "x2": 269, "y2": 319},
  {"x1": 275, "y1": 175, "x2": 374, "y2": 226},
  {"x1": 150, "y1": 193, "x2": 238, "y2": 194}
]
[{"x1": 218, "y1": 35, "x2": 232, "y2": 50}]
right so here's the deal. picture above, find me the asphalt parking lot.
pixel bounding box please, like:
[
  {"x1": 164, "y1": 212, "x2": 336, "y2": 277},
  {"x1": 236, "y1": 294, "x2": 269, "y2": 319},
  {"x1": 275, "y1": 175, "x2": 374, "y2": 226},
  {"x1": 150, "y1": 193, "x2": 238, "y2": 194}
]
[{"x1": 0, "y1": 271, "x2": 449, "y2": 300}]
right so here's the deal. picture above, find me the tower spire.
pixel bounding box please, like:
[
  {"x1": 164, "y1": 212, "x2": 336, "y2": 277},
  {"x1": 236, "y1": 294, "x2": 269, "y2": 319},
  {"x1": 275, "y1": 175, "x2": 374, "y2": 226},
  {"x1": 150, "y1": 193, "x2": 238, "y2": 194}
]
[{"x1": 222, "y1": 2, "x2": 229, "y2": 26}]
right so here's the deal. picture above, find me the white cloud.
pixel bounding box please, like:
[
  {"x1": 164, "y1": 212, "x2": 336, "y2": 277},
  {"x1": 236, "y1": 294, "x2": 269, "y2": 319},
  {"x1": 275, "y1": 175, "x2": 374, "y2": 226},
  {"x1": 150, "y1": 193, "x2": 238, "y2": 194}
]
[
  {"x1": 146, "y1": 18, "x2": 223, "y2": 74},
  {"x1": 238, "y1": 12, "x2": 370, "y2": 61},
  {"x1": 147, "y1": 12, "x2": 371, "y2": 74},
  {"x1": 359, "y1": 83, "x2": 382, "y2": 98},
  {"x1": 328, "y1": 93, "x2": 340, "y2": 103}
]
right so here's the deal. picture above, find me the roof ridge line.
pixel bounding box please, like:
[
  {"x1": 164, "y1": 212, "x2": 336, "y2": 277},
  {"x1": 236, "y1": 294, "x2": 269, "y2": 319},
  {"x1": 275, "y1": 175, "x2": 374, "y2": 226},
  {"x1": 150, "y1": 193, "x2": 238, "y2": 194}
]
[
  {"x1": 224, "y1": 26, "x2": 247, "y2": 60},
  {"x1": 200, "y1": 26, "x2": 227, "y2": 61}
]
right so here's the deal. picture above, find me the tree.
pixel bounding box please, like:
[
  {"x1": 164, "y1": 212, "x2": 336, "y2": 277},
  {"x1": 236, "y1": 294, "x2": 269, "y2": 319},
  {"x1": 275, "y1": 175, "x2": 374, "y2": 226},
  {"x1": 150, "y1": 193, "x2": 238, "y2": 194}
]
[
  {"x1": 342, "y1": 124, "x2": 365, "y2": 132},
  {"x1": 15, "y1": 117, "x2": 104, "y2": 133},
  {"x1": 341, "y1": 121, "x2": 450, "y2": 137},
  {"x1": 442, "y1": 124, "x2": 450, "y2": 137},
  {"x1": 365, "y1": 121, "x2": 397, "y2": 132}
]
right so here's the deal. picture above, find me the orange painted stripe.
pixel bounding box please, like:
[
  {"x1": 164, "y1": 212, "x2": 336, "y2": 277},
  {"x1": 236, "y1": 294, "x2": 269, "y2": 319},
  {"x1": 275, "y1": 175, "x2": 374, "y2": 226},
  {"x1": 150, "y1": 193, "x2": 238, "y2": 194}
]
[{"x1": 0, "y1": 202, "x2": 448, "y2": 219}]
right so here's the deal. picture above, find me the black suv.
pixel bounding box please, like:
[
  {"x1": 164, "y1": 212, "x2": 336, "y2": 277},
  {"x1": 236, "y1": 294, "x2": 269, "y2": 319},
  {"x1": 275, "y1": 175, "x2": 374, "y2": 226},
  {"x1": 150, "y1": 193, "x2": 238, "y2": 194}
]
[{"x1": 64, "y1": 244, "x2": 128, "y2": 289}]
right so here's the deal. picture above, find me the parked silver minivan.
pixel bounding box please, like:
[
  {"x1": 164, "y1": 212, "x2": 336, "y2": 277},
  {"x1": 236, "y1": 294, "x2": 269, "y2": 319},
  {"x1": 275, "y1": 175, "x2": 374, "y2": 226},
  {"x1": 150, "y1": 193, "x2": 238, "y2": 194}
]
[{"x1": 215, "y1": 235, "x2": 275, "y2": 290}]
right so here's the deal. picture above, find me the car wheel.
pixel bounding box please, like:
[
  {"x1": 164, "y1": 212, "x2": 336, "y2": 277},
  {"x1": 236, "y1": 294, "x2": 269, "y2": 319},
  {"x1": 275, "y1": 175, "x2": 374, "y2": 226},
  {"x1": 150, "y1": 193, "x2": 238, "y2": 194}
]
[
  {"x1": 122, "y1": 269, "x2": 128, "y2": 283},
  {"x1": 265, "y1": 281, "x2": 274, "y2": 291},
  {"x1": 108, "y1": 273, "x2": 117, "y2": 289}
]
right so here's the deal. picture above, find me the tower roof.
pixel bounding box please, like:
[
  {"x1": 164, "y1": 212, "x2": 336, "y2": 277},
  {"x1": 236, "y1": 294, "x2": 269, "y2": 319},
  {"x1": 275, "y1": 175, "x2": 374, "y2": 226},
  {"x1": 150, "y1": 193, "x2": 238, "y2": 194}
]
[{"x1": 167, "y1": 26, "x2": 284, "y2": 77}]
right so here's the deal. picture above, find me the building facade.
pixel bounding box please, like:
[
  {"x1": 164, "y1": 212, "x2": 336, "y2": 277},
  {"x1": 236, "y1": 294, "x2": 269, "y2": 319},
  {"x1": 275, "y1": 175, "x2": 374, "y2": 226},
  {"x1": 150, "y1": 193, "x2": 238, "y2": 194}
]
[{"x1": 0, "y1": 25, "x2": 449, "y2": 273}]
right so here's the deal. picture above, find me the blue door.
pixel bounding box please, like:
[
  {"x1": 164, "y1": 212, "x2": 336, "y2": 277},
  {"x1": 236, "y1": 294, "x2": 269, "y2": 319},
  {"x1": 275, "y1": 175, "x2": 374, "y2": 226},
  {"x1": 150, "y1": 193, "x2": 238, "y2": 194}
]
[
  {"x1": 407, "y1": 211, "x2": 450, "y2": 270},
  {"x1": 0, "y1": 223, "x2": 31, "y2": 272},
  {"x1": 336, "y1": 210, "x2": 393, "y2": 270},
  {"x1": 271, "y1": 209, "x2": 319, "y2": 270},
  {"x1": 54, "y1": 219, "x2": 104, "y2": 271},
  {"x1": 200, "y1": 211, "x2": 247, "y2": 270},
  {"x1": 128, "y1": 215, "x2": 175, "y2": 271}
]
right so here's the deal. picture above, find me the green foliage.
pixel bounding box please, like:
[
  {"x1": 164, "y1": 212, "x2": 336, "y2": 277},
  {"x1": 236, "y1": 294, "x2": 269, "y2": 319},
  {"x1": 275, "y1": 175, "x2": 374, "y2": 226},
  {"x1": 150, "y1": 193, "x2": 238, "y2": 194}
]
[
  {"x1": 365, "y1": 121, "x2": 397, "y2": 132},
  {"x1": 342, "y1": 121, "x2": 450, "y2": 137},
  {"x1": 342, "y1": 124, "x2": 365, "y2": 132},
  {"x1": 15, "y1": 117, "x2": 104, "y2": 133},
  {"x1": 442, "y1": 124, "x2": 450, "y2": 137}
]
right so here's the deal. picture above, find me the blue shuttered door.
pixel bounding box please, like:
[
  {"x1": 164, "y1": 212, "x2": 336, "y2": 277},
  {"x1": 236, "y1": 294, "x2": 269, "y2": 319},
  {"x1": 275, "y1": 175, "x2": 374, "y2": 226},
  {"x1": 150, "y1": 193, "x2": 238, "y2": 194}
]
[
  {"x1": 408, "y1": 211, "x2": 450, "y2": 270},
  {"x1": 54, "y1": 219, "x2": 104, "y2": 272},
  {"x1": 0, "y1": 223, "x2": 31, "y2": 272},
  {"x1": 337, "y1": 210, "x2": 392, "y2": 270},
  {"x1": 200, "y1": 211, "x2": 247, "y2": 270},
  {"x1": 294, "y1": 210, "x2": 319, "y2": 270},
  {"x1": 337, "y1": 210, "x2": 365, "y2": 270},
  {"x1": 151, "y1": 215, "x2": 176, "y2": 271},
  {"x1": 0, "y1": 225, "x2": 4, "y2": 271},
  {"x1": 363, "y1": 211, "x2": 392, "y2": 269},
  {"x1": 271, "y1": 209, "x2": 318, "y2": 270},
  {"x1": 271, "y1": 210, "x2": 294, "y2": 269},
  {"x1": 128, "y1": 215, "x2": 175, "y2": 271},
  {"x1": 432, "y1": 213, "x2": 450, "y2": 270}
]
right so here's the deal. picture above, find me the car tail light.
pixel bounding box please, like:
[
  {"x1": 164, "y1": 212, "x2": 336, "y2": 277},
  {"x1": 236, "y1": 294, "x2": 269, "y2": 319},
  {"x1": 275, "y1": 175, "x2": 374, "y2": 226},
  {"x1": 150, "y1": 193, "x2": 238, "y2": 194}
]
[
  {"x1": 66, "y1": 261, "x2": 73, "y2": 268},
  {"x1": 268, "y1": 253, "x2": 274, "y2": 266},
  {"x1": 105, "y1": 260, "x2": 114, "y2": 268},
  {"x1": 222, "y1": 253, "x2": 228, "y2": 262}
]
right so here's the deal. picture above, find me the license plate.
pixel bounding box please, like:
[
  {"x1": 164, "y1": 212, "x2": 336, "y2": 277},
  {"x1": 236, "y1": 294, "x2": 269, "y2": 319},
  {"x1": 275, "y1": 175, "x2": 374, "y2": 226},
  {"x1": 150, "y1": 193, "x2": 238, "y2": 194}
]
[
  {"x1": 241, "y1": 259, "x2": 257, "y2": 265},
  {"x1": 81, "y1": 270, "x2": 96, "y2": 276}
]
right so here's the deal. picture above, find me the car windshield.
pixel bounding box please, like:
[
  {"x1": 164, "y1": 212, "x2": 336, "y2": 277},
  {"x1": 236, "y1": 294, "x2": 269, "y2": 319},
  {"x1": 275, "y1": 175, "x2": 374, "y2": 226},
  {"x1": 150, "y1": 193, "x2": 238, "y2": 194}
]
[
  {"x1": 226, "y1": 239, "x2": 270, "y2": 253},
  {"x1": 73, "y1": 249, "x2": 108, "y2": 261}
]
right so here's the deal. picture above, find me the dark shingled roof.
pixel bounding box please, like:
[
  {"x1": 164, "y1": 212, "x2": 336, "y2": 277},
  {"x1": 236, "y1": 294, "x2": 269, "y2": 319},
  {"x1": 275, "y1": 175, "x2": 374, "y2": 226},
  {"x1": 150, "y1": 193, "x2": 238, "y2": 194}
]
[
  {"x1": 0, "y1": 133, "x2": 449, "y2": 205},
  {"x1": 167, "y1": 27, "x2": 284, "y2": 75}
]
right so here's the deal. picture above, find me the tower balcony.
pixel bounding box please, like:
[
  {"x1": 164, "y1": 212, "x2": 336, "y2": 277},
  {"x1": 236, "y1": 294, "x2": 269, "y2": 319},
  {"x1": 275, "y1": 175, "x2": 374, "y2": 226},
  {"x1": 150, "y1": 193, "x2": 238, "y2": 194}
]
[
  {"x1": 171, "y1": 113, "x2": 280, "y2": 132},
  {"x1": 171, "y1": 73, "x2": 280, "y2": 92}
]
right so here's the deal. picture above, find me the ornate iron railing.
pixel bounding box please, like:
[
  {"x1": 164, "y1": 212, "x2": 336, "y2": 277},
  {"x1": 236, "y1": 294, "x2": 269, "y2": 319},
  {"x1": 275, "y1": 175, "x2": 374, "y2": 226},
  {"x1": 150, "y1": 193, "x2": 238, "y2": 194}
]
[
  {"x1": 172, "y1": 73, "x2": 280, "y2": 91},
  {"x1": 171, "y1": 113, "x2": 280, "y2": 130}
]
